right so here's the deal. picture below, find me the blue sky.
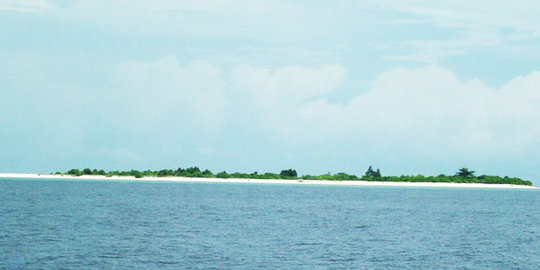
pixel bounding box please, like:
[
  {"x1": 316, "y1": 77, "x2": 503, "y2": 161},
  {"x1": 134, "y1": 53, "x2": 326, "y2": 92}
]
[{"x1": 2, "y1": 1, "x2": 540, "y2": 184}]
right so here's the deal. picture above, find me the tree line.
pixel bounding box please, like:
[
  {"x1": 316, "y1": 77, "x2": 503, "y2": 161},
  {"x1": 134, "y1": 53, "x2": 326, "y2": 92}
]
[{"x1": 59, "y1": 166, "x2": 532, "y2": 186}]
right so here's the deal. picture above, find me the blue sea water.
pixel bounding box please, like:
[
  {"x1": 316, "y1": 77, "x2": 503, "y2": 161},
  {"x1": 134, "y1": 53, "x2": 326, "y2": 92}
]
[{"x1": 0, "y1": 179, "x2": 539, "y2": 269}]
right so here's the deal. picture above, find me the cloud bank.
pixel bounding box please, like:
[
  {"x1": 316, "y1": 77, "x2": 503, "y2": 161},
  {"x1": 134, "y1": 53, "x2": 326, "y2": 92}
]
[
  {"x1": 78, "y1": 56, "x2": 539, "y2": 178},
  {"x1": 0, "y1": 0, "x2": 54, "y2": 12}
]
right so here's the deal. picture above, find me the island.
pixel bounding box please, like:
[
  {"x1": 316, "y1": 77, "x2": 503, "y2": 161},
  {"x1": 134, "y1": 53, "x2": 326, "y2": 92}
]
[
  {"x1": 0, "y1": 166, "x2": 536, "y2": 189},
  {"x1": 13, "y1": 166, "x2": 523, "y2": 186},
  {"x1": 1, "y1": 166, "x2": 535, "y2": 189}
]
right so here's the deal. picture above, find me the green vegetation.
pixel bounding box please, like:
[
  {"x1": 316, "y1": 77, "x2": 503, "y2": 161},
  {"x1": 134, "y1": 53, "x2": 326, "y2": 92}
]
[{"x1": 61, "y1": 166, "x2": 533, "y2": 186}]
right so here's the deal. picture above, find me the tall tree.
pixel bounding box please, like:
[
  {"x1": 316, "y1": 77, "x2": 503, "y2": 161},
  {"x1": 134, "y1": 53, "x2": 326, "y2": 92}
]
[
  {"x1": 364, "y1": 166, "x2": 381, "y2": 178},
  {"x1": 280, "y1": 169, "x2": 297, "y2": 178},
  {"x1": 456, "y1": 168, "x2": 475, "y2": 177},
  {"x1": 365, "y1": 166, "x2": 374, "y2": 177}
]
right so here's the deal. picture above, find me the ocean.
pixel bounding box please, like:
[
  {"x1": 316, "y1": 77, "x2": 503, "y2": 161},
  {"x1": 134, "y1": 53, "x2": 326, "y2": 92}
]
[{"x1": 1, "y1": 178, "x2": 539, "y2": 269}]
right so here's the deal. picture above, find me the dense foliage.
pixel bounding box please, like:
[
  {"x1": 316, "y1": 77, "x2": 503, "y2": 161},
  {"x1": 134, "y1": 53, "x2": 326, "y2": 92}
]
[{"x1": 60, "y1": 167, "x2": 532, "y2": 186}]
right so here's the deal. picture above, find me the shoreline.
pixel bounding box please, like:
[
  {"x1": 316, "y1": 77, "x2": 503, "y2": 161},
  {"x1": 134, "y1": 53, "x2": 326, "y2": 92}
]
[{"x1": 0, "y1": 173, "x2": 537, "y2": 189}]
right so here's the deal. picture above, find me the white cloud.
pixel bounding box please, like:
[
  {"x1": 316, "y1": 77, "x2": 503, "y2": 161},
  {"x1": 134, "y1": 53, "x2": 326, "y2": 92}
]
[
  {"x1": 229, "y1": 64, "x2": 346, "y2": 137},
  {"x1": 231, "y1": 64, "x2": 346, "y2": 105},
  {"x1": 127, "y1": 59, "x2": 538, "y2": 161},
  {"x1": 377, "y1": 1, "x2": 540, "y2": 61},
  {"x1": 217, "y1": 62, "x2": 540, "y2": 179},
  {"x1": 111, "y1": 56, "x2": 227, "y2": 132},
  {"x1": 295, "y1": 66, "x2": 540, "y2": 159},
  {"x1": 34, "y1": 1, "x2": 540, "y2": 66},
  {"x1": 62, "y1": 0, "x2": 293, "y2": 36},
  {"x1": 0, "y1": 0, "x2": 54, "y2": 12}
]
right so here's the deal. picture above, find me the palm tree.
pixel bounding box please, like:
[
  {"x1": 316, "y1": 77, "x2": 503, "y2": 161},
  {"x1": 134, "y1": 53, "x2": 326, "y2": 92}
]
[{"x1": 456, "y1": 168, "x2": 475, "y2": 178}]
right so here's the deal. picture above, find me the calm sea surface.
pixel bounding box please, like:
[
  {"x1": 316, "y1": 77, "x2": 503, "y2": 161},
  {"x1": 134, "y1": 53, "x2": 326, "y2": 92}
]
[{"x1": 1, "y1": 178, "x2": 539, "y2": 269}]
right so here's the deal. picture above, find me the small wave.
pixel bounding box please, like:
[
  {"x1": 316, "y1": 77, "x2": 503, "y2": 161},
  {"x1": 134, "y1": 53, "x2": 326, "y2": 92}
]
[{"x1": 295, "y1": 242, "x2": 320, "y2": 246}]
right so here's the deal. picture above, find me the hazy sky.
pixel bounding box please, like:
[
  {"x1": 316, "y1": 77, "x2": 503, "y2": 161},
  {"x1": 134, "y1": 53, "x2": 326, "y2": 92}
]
[{"x1": 2, "y1": 1, "x2": 540, "y2": 184}]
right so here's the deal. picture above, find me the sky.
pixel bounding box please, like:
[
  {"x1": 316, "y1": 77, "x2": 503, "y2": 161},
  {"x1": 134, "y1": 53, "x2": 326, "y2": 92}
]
[{"x1": 1, "y1": 1, "x2": 540, "y2": 185}]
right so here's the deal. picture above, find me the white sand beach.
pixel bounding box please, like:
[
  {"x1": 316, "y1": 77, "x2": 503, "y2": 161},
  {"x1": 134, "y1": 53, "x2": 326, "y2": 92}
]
[{"x1": 0, "y1": 173, "x2": 537, "y2": 189}]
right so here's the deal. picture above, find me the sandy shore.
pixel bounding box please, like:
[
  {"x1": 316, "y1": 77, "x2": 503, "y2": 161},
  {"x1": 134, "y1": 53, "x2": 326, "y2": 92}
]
[{"x1": 0, "y1": 173, "x2": 537, "y2": 189}]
